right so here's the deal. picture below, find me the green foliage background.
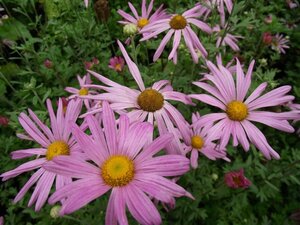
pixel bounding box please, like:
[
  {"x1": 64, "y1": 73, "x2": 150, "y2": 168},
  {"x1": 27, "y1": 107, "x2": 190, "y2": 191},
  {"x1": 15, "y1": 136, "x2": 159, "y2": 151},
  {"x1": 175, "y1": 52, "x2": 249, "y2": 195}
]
[{"x1": 0, "y1": 0, "x2": 300, "y2": 224}]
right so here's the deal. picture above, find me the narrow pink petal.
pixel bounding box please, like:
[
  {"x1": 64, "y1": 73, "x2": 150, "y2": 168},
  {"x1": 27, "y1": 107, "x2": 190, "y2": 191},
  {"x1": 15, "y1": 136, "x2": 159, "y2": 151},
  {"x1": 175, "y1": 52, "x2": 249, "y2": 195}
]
[
  {"x1": 235, "y1": 59, "x2": 245, "y2": 101},
  {"x1": 35, "y1": 171, "x2": 55, "y2": 211},
  {"x1": 135, "y1": 133, "x2": 174, "y2": 163},
  {"x1": 118, "y1": 9, "x2": 137, "y2": 24},
  {"x1": 113, "y1": 188, "x2": 128, "y2": 225},
  {"x1": 140, "y1": 25, "x2": 170, "y2": 41},
  {"x1": 102, "y1": 101, "x2": 118, "y2": 155},
  {"x1": 186, "y1": 26, "x2": 208, "y2": 57},
  {"x1": 187, "y1": 18, "x2": 212, "y2": 33},
  {"x1": 14, "y1": 168, "x2": 45, "y2": 203},
  {"x1": 128, "y1": 2, "x2": 139, "y2": 19},
  {"x1": 190, "y1": 149, "x2": 199, "y2": 169},
  {"x1": 240, "y1": 60, "x2": 255, "y2": 101},
  {"x1": 124, "y1": 184, "x2": 162, "y2": 225},
  {"x1": 146, "y1": 0, "x2": 154, "y2": 17},
  {"x1": 46, "y1": 99, "x2": 60, "y2": 139},
  {"x1": 153, "y1": 30, "x2": 174, "y2": 61},
  {"x1": 11, "y1": 148, "x2": 46, "y2": 159},
  {"x1": 152, "y1": 80, "x2": 170, "y2": 91},
  {"x1": 117, "y1": 40, "x2": 145, "y2": 91},
  {"x1": 1, "y1": 158, "x2": 46, "y2": 181},
  {"x1": 190, "y1": 94, "x2": 226, "y2": 110},
  {"x1": 106, "y1": 190, "x2": 118, "y2": 225},
  {"x1": 244, "y1": 82, "x2": 268, "y2": 104},
  {"x1": 182, "y1": 28, "x2": 198, "y2": 63},
  {"x1": 43, "y1": 156, "x2": 100, "y2": 178},
  {"x1": 136, "y1": 155, "x2": 190, "y2": 176},
  {"x1": 141, "y1": 0, "x2": 147, "y2": 18},
  {"x1": 117, "y1": 114, "x2": 130, "y2": 154},
  {"x1": 168, "y1": 30, "x2": 181, "y2": 60},
  {"x1": 164, "y1": 91, "x2": 193, "y2": 105},
  {"x1": 192, "y1": 81, "x2": 227, "y2": 104},
  {"x1": 235, "y1": 122, "x2": 250, "y2": 151}
]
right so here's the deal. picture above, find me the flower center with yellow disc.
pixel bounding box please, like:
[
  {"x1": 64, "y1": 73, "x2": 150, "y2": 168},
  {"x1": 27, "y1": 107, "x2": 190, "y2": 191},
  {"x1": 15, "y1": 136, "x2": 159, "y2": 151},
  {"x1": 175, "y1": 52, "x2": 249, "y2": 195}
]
[
  {"x1": 137, "y1": 18, "x2": 149, "y2": 29},
  {"x1": 115, "y1": 64, "x2": 122, "y2": 72},
  {"x1": 101, "y1": 155, "x2": 134, "y2": 187},
  {"x1": 226, "y1": 101, "x2": 248, "y2": 121},
  {"x1": 78, "y1": 88, "x2": 89, "y2": 96},
  {"x1": 169, "y1": 15, "x2": 187, "y2": 30},
  {"x1": 46, "y1": 141, "x2": 70, "y2": 160},
  {"x1": 137, "y1": 89, "x2": 164, "y2": 112},
  {"x1": 191, "y1": 135, "x2": 204, "y2": 150}
]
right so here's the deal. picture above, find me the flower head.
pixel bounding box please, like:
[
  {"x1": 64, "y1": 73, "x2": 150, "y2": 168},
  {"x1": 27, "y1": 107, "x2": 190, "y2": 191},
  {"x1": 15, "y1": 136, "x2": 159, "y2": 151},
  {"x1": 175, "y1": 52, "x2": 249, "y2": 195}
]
[
  {"x1": 0, "y1": 115, "x2": 9, "y2": 127},
  {"x1": 118, "y1": 0, "x2": 168, "y2": 35},
  {"x1": 108, "y1": 56, "x2": 125, "y2": 72},
  {"x1": 190, "y1": 58, "x2": 298, "y2": 159},
  {"x1": 82, "y1": 40, "x2": 192, "y2": 155},
  {"x1": 271, "y1": 34, "x2": 289, "y2": 54},
  {"x1": 224, "y1": 168, "x2": 251, "y2": 189},
  {"x1": 65, "y1": 74, "x2": 96, "y2": 110},
  {"x1": 262, "y1": 32, "x2": 273, "y2": 45},
  {"x1": 44, "y1": 59, "x2": 53, "y2": 69},
  {"x1": 45, "y1": 101, "x2": 192, "y2": 225},
  {"x1": 264, "y1": 14, "x2": 273, "y2": 24},
  {"x1": 213, "y1": 24, "x2": 242, "y2": 51},
  {"x1": 0, "y1": 99, "x2": 83, "y2": 211},
  {"x1": 140, "y1": 5, "x2": 212, "y2": 64}
]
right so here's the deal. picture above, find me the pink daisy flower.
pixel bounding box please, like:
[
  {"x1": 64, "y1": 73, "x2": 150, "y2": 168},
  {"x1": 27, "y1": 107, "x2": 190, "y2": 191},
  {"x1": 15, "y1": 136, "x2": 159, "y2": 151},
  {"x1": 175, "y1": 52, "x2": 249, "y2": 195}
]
[
  {"x1": 140, "y1": 5, "x2": 212, "y2": 64},
  {"x1": 0, "y1": 99, "x2": 83, "y2": 211},
  {"x1": 271, "y1": 34, "x2": 290, "y2": 54},
  {"x1": 180, "y1": 112, "x2": 229, "y2": 169},
  {"x1": 224, "y1": 168, "x2": 251, "y2": 189},
  {"x1": 118, "y1": 0, "x2": 168, "y2": 34},
  {"x1": 190, "y1": 59, "x2": 298, "y2": 159},
  {"x1": 65, "y1": 74, "x2": 97, "y2": 110},
  {"x1": 213, "y1": 24, "x2": 242, "y2": 52},
  {"x1": 108, "y1": 56, "x2": 125, "y2": 72},
  {"x1": 45, "y1": 101, "x2": 192, "y2": 225},
  {"x1": 82, "y1": 40, "x2": 192, "y2": 155}
]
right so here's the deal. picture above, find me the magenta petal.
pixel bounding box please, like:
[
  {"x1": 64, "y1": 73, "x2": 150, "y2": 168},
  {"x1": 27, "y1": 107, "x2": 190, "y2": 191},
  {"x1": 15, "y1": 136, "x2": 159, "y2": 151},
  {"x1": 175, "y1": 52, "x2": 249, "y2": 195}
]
[{"x1": 113, "y1": 188, "x2": 128, "y2": 225}]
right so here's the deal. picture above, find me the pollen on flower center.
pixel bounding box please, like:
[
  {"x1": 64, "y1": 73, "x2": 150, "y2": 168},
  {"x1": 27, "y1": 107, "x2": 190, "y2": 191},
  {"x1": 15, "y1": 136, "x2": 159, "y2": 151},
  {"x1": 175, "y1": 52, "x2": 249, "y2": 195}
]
[
  {"x1": 46, "y1": 141, "x2": 70, "y2": 160},
  {"x1": 226, "y1": 101, "x2": 248, "y2": 121},
  {"x1": 191, "y1": 135, "x2": 204, "y2": 150},
  {"x1": 101, "y1": 155, "x2": 134, "y2": 187},
  {"x1": 137, "y1": 89, "x2": 164, "y2": 112},
  {"x1": 137, "y1": 18, "x2": 149, "y2": 28},
  {"x1": 78, "y1": 88, "x2": 89, "y2": 96},
  {"x1": 169, "y1": 15, "x2": 187, "y2": 30}
]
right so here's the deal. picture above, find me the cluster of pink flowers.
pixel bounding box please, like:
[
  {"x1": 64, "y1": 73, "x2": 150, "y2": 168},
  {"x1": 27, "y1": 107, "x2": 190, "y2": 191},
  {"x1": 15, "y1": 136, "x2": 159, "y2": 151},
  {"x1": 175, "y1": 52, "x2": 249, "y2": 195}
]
[
  {"x1": 1, "y1": 1, "x2": 299, "y2": 224},
  {"x1": 262, "y1": 32, "x2": 290, "y2": 54}
]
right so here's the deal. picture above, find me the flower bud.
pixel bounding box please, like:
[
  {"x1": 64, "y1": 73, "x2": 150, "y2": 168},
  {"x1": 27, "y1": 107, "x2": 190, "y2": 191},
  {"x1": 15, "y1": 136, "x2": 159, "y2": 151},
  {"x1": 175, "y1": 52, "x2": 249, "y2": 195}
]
[
  {"x1": 123, "y1": 23, "x2": 138, "y2": 36},
  {"x1": 50, "y1": 205, "x2": 61, "y2": 219}
]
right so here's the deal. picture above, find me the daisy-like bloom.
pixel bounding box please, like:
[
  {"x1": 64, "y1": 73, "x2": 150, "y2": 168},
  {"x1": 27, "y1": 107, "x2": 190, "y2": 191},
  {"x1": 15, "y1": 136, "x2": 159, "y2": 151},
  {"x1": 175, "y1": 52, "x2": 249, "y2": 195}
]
[
  {"x1": 140, "y1": 5, "x2": 212, "y2": 64},
  {"x1": 180, "y1": 112, "x2": 229, "y2": 169},
  {"x1": 190, "y1": 59, "x2": 298, "y2": 159},
  {"x1": 0, "y1": 98, "x2": 83, "y2": 211},
  {"x1": 65, "y1": 74, "x2": 97, "y2": 109},
  {"x1": 118, "y1": 0, "x2": 168, "y2": 35},
  {"x1": 213, "y1": 24, "x2": 242, "y2": 52},
  {"x1": 224, "y1": 168, "x2": 251, "y2": 189},
  {"x1": 45, "y1": 101, "x2": 192, "y2": 225},
  {"x1": 271, "y1": 34, "x2": 290, "y2": 54},
  {"x1": 108, "y1": 56, "x2": 125, "y2": 72},
  {"x1": 82, "y1": 40, "x2": 192, "y2": 155}
]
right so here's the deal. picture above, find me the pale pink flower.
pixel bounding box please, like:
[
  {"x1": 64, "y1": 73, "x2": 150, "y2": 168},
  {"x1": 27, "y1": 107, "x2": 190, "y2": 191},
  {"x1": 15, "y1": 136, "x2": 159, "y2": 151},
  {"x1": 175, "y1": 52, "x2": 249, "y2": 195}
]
[
  {"x1": 118, "y1": 0, "x2": 168, "y2": 35},
  {"x1": 190, "y1": 59, "x2": 298, "y2": 159},
  {"x1": 0, "y1": 99, "x2": 83, "y2": 211},
  {"x1": 264, "y1": 14, "x2": 273, "y2": 24},
  {"x1": 82, "y1": 40, "x2": 192, "y2": 155},
  {"x1": 108, "y1": 56, "x2": 125, "y2": 72},
  {"x1": 140, "y1": 5, "x2": 212, "y2": 64},
  {"x1": 181, "y1": 112, "x2": 229, "y2": 169},
  {"x1": 213, "y1": 24, "x2": 242, "y2": 51},
  {"x1": 45, "y1": 101, "x2": 192, "y2": 225},
  {"x1": 286, "y1": 0, "x2": 299, "y2": 8},
  {"x1": 84, "y1": 0, "x2": 88, "y2": 7},
  {"x1": 224, "y1": 168, "x2": 251, "y2": 189},
  {"x1": 271, "y1": 34, "x2": 289, "y2": 54},
  {"x1": 65, "y1": 74, "x2": 96, "y2": 109}
]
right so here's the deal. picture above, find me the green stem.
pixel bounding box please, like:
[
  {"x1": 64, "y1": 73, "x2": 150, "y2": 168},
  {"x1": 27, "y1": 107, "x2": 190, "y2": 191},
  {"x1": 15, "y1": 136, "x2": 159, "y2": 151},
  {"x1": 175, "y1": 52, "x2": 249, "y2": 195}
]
[
  {"x1": 63, "y1": 215, "x2": 84, "y2": 224},
  {"x1": 32, "y1": 89, "x2": 45, "y2": 109},
  {"x1": 0, "y1": 72, "x2": 17, "y2": 92},
  {"x1": 130, "y1": 36, "x2": 138, "y2": 64}
]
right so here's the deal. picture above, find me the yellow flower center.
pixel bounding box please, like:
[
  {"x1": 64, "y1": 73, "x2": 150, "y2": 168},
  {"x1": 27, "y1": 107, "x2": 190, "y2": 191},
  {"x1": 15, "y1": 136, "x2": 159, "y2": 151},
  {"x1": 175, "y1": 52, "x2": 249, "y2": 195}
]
[
  {"x1": 191, "y1": 135, "x2": 204, "y2": 150},
  {"x1": 226, "y1": 101, "x2": 248, "y2": 121},
  {"x1": 78, "y1": 88, "x2": 89, "y2": 96},
  {"x1": 137, "y1": 18, "x2": 149, "y2": 29},
  {"x1": 115, "y1": 63, "x2": 122, "y2": 72},
  {"x1": 169, "y1": 15, "x2": 187, "y2": 30},
  {"x1": 137, "y1": 89, "x2": 164, "y2": 112},
  {"x1": 101, "y1": 155, "x2": 134, "y2": 187},
  {"x1": 46, "y1": 141, "x2": 70, "y2": 160}
]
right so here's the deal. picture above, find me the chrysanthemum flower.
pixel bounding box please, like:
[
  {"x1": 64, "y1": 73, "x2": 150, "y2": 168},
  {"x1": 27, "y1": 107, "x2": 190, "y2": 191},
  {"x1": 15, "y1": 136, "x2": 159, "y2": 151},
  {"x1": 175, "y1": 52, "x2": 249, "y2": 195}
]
[
  {"x1": 82, "y1": 40, "x2": 192, "y2": 154},
  {"x1": 213, "y1": 24, "x2": 242, "y2": 52},
  {"x1": 190, "y1": 59, "x2": 298, "y2": 159},
  {"x1": 118, "y1": 0, "x2": 168, "y2": 35},
  {"x1": 65, "y1": 74, "x2": 97, "y2": 109},
  {"x1": 45, "y1": 101, "x2": 192, "y2": 225},
  {"x1": 224, "y1": 168, "x2": 251, "y2": 189},
  {"x1": 140, "y1": 5, "x2": 212, "y2": 64},
  {"x1": 180, "y1": 112, "x2": 229, "y2": 169},
  {"x1": 271, "y1": 34, "x2": 290, "y2": 54},
  {"x1": 0, "y1": 99, "x2": 83, "y2": 211},
  {"x1": 108, "y1": 56, "x2": 125, "y2": 72}
]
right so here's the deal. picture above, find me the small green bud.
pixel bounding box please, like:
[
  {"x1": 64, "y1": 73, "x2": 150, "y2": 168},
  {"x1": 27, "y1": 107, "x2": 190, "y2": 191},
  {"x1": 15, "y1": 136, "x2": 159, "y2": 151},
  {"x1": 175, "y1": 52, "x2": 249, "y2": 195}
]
[
  {"x1": 123, "y1": 23, "x2": 138, "y2": 36},
  {"x1": 50, "y1": 205, "x2": 61, "y2": 219}
]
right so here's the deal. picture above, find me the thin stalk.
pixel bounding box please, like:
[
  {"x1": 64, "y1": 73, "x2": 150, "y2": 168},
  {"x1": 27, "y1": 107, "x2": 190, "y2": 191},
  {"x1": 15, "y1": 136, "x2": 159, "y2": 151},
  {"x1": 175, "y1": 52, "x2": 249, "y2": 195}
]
[
  {"x1": 32, "y1": 89, "x2": 45, "y2": 109},
  {"x1": 130, "y1": 36, "x2": 138, "y2": 65},
  {"x1": 0, "y1": 72, "x2": 17, "y2": 92}
]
